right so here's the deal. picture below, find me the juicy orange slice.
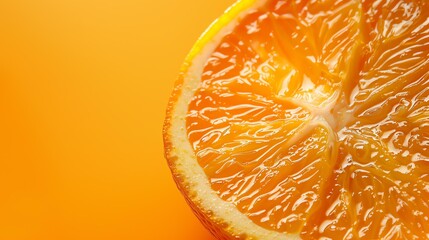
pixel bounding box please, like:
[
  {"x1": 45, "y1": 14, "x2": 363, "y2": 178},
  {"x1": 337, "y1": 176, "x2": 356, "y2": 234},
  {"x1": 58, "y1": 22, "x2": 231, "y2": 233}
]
[{"x1": 164, "y1": 0, "x2": 429, "y2": 239}]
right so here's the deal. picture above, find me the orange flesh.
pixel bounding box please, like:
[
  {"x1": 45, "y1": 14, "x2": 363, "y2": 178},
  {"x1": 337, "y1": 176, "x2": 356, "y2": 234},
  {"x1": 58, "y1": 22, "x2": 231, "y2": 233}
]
[{"x1": 186, "y1": 0, "x2": 429, "y2": 238}]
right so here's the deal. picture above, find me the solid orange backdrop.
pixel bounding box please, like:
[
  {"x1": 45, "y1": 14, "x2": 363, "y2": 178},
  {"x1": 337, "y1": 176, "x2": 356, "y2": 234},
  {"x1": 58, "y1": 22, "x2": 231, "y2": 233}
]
[{"x1": 0, "y1": 0, "x2": 234, "y2": 239}]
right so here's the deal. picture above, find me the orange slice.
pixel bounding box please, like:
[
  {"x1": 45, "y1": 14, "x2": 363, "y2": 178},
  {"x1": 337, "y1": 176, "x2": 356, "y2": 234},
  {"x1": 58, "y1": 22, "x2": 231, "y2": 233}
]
[{"x1": 164, "y1": 0, "x2": 429, "y2": 239}]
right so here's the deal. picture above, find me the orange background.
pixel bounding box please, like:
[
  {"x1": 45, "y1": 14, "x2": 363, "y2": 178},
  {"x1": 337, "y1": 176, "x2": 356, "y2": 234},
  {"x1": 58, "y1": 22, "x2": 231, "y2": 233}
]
[{"x1": 0, "y1": 0, "x2": 234, "y2": 239}]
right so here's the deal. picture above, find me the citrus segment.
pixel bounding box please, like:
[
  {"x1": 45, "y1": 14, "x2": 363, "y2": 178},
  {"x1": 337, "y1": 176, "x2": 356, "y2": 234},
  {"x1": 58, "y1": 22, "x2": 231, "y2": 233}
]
[{"x1": 165, "y1": 0, "x2": 429, "y2": 239}]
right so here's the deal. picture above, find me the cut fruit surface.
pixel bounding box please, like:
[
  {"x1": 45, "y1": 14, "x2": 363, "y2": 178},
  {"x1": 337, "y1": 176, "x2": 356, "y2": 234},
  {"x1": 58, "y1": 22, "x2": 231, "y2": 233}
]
[{"x1": 164, "y1": 0, "x2": 429, "y2": 239}]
